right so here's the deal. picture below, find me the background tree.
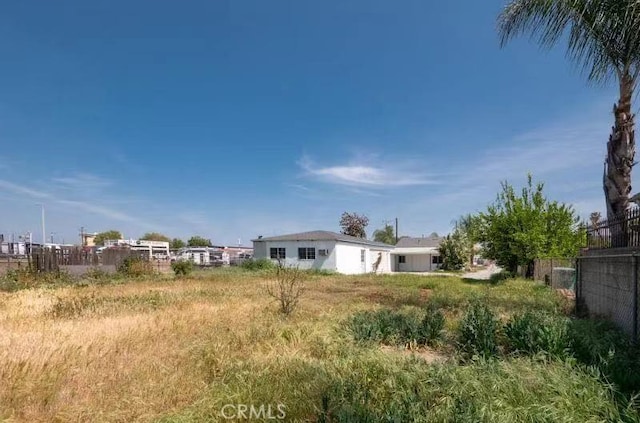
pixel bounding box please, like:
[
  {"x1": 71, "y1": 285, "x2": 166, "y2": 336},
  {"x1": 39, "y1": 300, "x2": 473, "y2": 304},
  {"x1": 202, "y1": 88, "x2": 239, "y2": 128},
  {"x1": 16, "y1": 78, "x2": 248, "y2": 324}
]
[
  {"x1": 454, "y1": 214, "x2": 485, "y2": 266},
  {"x1": 339, "y1": 212, "x2": 369, "y2": 238},
  {"x1": 498, "y1": 0, "x2": 640, "y2": 245},
  {"x1": 187, "y1": 236, "x2": 212, "y2": 247},
  {"x1": 372, "y1": 224, "x2": 396, "y2": 245},
  {"x1": 479, "y1": 175, "x2": 584, "y2": 274},
  {"x1": 140, "y1": 232, "x2": 171, "y2": 242},
  {"x1": 170, "y1": 238, "x2": 186, "y2": 249},
  {"x1": 439, "y1": 230, "x2": 469, "y2": 271},
  {"x1": 94, "y1": 230, "x2": 122, "y2": 246},
  {"x1": 589, "y1": 211, "x2": 603, "y2": 238}
]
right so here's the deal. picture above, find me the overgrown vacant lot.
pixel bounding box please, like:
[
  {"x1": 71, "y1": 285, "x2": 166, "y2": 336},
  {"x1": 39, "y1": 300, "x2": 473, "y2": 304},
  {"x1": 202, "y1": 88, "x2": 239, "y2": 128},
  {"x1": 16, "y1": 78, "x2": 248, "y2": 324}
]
[{"x1": 1, "y1": 270, "x2": 639, "y2": 422}]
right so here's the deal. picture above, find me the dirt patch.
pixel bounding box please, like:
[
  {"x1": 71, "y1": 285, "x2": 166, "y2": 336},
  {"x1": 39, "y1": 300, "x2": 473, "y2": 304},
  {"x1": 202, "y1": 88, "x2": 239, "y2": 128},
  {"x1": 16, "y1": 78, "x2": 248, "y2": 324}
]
[
  {"x1": 380, "y1": 345, "x2": 447, "y2": 363},
  {"x1": 419, "y1": 288, "x2": 433, "y2": 301}
]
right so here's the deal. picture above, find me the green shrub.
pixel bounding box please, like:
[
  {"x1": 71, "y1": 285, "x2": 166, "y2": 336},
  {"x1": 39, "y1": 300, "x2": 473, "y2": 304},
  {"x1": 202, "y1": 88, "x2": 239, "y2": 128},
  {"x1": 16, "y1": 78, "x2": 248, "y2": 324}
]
[
  {"x1": 504, "y1": 311, "x2": 570, "y2": 357},
  {"x1": 171, "y1": 260, "x2": 194, "y2": 276},
  {"x1": 458, "y1": 300, "x2": 499, "y2": 357},
  {"x1": 349, "y1": 309, "x2": 419, "y2": 345},
  {"x1": 241, "y1": 258, "x2": 276, "y2": 271},
  {"x1": 117, "y1": 256, "x2": 153, "y2": 277},
  {"x1": 417, "y1": 304, "x2": 445, "y2": 346},
  {"x1": 0, "y1": 267, "x2": 74, "y2": 292},
  {"x1": 349, "y1": 306, "x2": 444, "y2": 347}
]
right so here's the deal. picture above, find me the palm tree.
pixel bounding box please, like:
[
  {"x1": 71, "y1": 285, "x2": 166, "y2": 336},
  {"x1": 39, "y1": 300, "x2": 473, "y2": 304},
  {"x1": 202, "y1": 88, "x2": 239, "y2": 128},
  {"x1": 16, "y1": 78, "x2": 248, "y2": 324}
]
[{"x1": 498, "y1": 0, "x2": 640, "y2": 246}]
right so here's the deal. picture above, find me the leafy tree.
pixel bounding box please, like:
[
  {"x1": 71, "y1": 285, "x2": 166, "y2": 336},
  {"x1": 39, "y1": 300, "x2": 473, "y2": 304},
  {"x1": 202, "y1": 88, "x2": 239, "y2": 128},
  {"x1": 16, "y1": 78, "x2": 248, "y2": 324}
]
[
  {"x1": 438, "y1": 229, "x2": 469, "y2": 271},
  {"x1": 187, "y1": 236, "x2": 212, "y2": 247},
  {"x1": 140, "y1": 232, "x2": 171, "y2": 242},
  {"x1": 94, "y1": 230, "x2": 122, "y2": 246},
  {"x1": 170, "y1": 238, "x2": 186, "y2": 249},
  {"x1": 479, "y1": 175, "x2": 584, "y2": 274},
  {"x1": 372, "y1": 224, "x2": 396, "y2": 245},
  {"x1": 454, "y1": 214, "x2": 485, "y2": 266},
  {"x1": 498, "y1": 0, "x2": 640, "y2": 245},
  {"x1": 340, "y1": 212, "x2": 369, "y2": 238}
]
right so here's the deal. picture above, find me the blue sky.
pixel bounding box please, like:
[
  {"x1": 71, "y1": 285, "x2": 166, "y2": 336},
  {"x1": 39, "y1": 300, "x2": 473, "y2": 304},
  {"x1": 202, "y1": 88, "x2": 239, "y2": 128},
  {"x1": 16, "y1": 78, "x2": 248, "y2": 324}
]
[{"x1": 0, "y1": 0, "x2": 619, "y2": 246}]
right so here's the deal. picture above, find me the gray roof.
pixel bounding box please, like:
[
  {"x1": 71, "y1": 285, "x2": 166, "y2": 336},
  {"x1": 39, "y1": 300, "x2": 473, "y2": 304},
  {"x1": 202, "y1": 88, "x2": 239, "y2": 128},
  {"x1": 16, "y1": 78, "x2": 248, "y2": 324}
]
[
  {"x1": 395, "y1": 236, "x2": 443, "y2": 248},
  {"x1": 252, "y1": 230, "x2": 394, "y2": 248}
]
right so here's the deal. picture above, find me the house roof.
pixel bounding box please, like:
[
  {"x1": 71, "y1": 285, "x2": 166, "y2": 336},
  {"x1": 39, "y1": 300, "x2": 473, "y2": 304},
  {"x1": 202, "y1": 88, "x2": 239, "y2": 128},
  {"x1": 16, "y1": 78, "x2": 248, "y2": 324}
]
[
  {"x1": 252, "y1": 230, "x2": 394, "y2": 249},
  {"x1": 392, "y1": 247, "x2": 440, "y2": 255},
  {"x1": 395, "y1": 236, "x2": 443, "y2": 248}
]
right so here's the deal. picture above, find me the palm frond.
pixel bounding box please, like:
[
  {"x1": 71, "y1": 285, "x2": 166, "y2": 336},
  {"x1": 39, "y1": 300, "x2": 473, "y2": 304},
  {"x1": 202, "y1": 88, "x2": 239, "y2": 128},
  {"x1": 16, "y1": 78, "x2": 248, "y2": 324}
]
[{"x1": 498, "y1": 0, "x2": 640, "y2": 84}]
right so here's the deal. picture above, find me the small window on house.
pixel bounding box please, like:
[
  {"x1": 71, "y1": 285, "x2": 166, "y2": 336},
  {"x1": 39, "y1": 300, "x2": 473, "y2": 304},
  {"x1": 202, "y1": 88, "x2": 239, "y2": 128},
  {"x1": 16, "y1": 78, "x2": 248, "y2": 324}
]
[
  {"x1": 270, "y1": 247, "x2": 286, "y2": 259},
  {"x1": 398, "y1": 255, "x2": 406, "y2": 264},
  {"x1": 360, "y1": 250, "x2": 366, "y2": 263},
  {"x1": 432, "y1": 255, "x2": 443, "y2": 264},
  {"x1": 298, "y1": 247, "x2": 316, "y2": 260}
]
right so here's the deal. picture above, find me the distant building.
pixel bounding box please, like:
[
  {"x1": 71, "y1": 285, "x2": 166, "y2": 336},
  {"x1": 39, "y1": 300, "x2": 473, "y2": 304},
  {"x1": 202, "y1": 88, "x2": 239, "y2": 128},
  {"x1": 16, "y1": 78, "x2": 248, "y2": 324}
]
[
  {"x1": 174, "y1": 247, "x2": 229, "y2": 266},
  {"x1": 103, "y1": 239, "x2": 170, "y2": 259},
  {"x1": 80, "y1": 232, "x2": 98, "y2": 247},
  {"x1": 392, "y1": 235, "x2": 444, "y2": 272},
  {"x1": 252, "y1": 230, "x2": 393, "y2": 274}
]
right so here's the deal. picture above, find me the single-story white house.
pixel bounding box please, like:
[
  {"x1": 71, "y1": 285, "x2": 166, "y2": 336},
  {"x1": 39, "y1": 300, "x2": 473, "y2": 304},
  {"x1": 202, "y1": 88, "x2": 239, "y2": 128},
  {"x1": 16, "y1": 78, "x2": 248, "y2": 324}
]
[
  {"x1": 252, "y1": 231, "x2": 394, "y2": 274},
  {"x1": 392, "y1": 236, "x2": 444, "y2": 272}
]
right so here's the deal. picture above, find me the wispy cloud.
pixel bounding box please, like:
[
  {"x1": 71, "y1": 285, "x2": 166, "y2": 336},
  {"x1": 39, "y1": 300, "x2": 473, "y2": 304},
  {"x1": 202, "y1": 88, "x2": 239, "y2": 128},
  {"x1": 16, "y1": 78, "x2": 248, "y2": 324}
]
[
  {"x1": 52, "y1": 173, "x2": 112, "y2": 190},
  {"x1": 0, "y1": 179, "x2": 149, "y2": 226},
  {"x1": 298, "y1": 156, "x2": 436, "y2": 188}
]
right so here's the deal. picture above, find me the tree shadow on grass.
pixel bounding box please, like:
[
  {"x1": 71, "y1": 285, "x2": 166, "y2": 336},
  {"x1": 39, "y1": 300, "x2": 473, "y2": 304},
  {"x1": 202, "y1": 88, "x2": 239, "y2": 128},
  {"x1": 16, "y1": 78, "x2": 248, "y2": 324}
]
[{"x1": 460, "y1": 278, "x2": 495, "y2": 286}]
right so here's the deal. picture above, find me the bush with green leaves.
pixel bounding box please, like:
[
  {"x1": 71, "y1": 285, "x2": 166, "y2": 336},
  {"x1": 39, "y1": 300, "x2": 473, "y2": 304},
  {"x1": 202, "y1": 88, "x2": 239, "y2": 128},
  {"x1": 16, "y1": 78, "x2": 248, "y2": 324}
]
[
  {"x1": 171, "y1": 260, "x2": 194, "y2": 276},
  {"x1": 504, "y1": 311, "x2": 570, "y2": 357},
  {"x1": 241, "y1": 258, "x2": 276, "y2": 271},
  {"x1": 117, "y1": 256, "x2": 153, "y2": 277},
  {"x1": 438, "y1": 229, "x2": 468, "y2": 271},
  {"x1": 458, "y1": 300, "x2": 499, "y2": 357}
]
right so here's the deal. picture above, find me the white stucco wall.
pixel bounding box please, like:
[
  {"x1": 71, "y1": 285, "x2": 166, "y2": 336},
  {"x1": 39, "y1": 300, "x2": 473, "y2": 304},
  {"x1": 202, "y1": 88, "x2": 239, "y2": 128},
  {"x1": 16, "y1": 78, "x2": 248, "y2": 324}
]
[
  {"x1": 369, "y1": 249, "x2": 392, "y2": 273},
  {"x1": 395, "y1": 254, "x2": 440, "y2": 272},
  {"x1": 253, "y1": 241, "x2": 267, "y2": 259},
  {"x1": 252, "y1": 240, "x2": 338, "y2": 271},
  {"x1": 335, "y1": 243, "x2": 368, "y2": 274}
]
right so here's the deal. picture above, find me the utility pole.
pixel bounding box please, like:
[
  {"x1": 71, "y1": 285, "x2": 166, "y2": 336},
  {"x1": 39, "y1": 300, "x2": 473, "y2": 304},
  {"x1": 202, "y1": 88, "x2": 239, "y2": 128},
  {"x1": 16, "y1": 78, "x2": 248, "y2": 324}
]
[
  {"x1": 395, "y1": 217, "x2": 399, "y2": 244},
  {"x1": 80, "y1": 226, "x2": 85, "y2": 246},
  {"x1": 38, "y1": 204, "x2": 46, "y2": 248}
]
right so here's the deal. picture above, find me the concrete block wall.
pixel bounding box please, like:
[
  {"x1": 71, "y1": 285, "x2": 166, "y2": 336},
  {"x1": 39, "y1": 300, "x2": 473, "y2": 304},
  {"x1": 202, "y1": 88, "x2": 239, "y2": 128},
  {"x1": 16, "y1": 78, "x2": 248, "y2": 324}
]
[{"x1": 578, "y1": 254, "x2": 637, "y2": 337}]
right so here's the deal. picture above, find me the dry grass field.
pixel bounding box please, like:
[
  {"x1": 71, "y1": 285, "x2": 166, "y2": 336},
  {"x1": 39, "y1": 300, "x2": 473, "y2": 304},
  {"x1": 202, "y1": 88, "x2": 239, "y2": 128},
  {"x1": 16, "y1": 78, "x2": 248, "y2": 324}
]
[{"x1": 0, "y1": 269, "x2": 637, "y2": 422}]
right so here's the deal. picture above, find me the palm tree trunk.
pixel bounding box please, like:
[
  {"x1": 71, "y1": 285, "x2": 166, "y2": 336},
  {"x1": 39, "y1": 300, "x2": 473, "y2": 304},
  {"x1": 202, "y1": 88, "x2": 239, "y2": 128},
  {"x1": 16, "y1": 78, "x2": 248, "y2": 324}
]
[{"x1": 604, "y1": 72, "x2": 636, "y2": 247}]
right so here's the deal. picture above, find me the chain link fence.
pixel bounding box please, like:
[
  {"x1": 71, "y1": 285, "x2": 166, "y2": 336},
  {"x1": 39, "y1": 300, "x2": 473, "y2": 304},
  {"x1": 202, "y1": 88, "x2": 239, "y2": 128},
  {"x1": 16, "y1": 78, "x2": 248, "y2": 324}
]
[{"x1": 576, "y1": 252, "x2": 639, "y2": 340}]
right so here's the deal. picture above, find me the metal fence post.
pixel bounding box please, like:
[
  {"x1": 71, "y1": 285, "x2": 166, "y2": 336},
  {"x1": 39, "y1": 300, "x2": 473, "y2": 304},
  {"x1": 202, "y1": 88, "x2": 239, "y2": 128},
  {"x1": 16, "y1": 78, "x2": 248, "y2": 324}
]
[{"x1": 634, "y1": 255, "x2": 638, "y2": 343}]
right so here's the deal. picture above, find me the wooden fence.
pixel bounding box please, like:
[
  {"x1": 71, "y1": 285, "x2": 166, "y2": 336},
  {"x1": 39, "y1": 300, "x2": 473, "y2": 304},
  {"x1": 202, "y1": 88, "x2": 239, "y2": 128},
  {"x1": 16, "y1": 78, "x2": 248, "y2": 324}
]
[
  {"x1": 533, "y1": 258, "x2": 575, "y2": 287},
  {"x1": 26, "y1": 247, "x2": 148, "y2": 273}
]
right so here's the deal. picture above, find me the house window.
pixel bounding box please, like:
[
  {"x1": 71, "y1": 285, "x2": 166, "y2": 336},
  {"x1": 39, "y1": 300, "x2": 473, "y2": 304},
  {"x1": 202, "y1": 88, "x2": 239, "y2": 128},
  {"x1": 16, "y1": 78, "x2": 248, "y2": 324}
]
[
  {"x1": 398, "y1": 255, "x2": 406, "y2": 264},
  {"x1": 432, "y1": 255, "x2": 443, "y2": 264},
  {"x1": 360, "y1": 250, "x2": 366, "y2": 263},
  {"x1": 270, "y1": 247, "x2": 286, "y2": 259},
  {"x1": 298, "y1": 247, "x2": 316, "y2": 260}
]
